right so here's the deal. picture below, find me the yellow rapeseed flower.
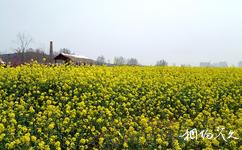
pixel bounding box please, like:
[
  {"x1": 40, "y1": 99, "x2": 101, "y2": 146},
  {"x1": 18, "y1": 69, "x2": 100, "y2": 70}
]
[{"x1": 139, "y1": 136, "x2": 146, "y2": 145}]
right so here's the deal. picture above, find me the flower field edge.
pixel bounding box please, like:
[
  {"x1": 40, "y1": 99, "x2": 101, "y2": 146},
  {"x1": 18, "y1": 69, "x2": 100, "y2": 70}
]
[{"x1": 0, "y1": 64, "x2": 241, "y2": 149}]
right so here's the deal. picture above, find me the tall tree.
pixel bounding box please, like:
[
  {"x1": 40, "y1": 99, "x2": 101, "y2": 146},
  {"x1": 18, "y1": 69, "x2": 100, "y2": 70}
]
[
  {"x1": 156, "y1": 59, "x2": 168, "y2": 66},
  {"x1": 14, "y1": 32, "x2": 33, "y2": 62},
  {"x1": 60, "y1": 48, "x2": 71, "y2": 54},
  {"x1": 96, "y1": 55, "x2": 106, "y2": 65},
  {"x1": 238, "y1": 61, "x2": 242, "y2": 67},
  {"x1": 15, "y1": 32, "x2": 33, "y2": 53},
  {"x1": 127, "y1": 58, "x2": 139, "y2": 66},
  {"x1": 113, "y1": 56, "x2": 126, "y2": 65}
]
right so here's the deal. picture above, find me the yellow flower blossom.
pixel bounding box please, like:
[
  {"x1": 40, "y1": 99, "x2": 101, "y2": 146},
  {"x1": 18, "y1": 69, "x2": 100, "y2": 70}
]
[
  {"x1": 139, "y1": 136, "x2": 146, "y2": 145},
  {"x1": 99, "y1": 137, "x2": 104, "y2": 146},
  {"x1": 122, "y1": 142, "x2": 128, "y2": 148},
  {"x1": 0, "y1": 124, "x2": 4, "y2": 134},
  {"x1": 48, "y1": 122, "x2": 55, "y2": 130},
  {"x1": 31, "y1": 136, "x2": 37, "y2": 142}
]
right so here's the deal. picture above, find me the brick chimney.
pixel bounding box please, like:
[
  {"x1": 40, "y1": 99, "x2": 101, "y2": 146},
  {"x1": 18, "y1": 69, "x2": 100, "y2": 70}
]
[{"x1": 49, "y1": 41, "x2": 53, "y2": 60}]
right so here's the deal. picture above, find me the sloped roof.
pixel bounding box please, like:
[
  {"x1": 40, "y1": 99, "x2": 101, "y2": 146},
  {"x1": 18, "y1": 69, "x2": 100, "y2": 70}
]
[
  {"x1": 54, "y1": 53, "x2": 95, "y2": 63},
  {"x1": 0, "y1": 58, "x2": 5, "y2": 64},
  {"x1": 60, "y1": 53, "x2": 89, "y2": 59}
]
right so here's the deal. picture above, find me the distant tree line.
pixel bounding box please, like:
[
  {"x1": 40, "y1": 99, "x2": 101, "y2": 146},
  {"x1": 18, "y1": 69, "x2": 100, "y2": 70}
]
[
  {"x1": 113, "y1": 56, "x2": 139, "y2": 66},
  {"x1": 96, "y1": 55, "x2": 169, "y2": 66},
  {"x1": 96, "y1": 56, "x2": 140, "y2": 66},
  {"x1": 155, "y1": 59, "x2": 168, "y2": 66}
]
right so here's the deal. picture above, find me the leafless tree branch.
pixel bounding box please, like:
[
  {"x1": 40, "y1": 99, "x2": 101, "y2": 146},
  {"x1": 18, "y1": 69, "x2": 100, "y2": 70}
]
[{"x1": 15, "y1": 32, "x2": 33, "y2": 53}]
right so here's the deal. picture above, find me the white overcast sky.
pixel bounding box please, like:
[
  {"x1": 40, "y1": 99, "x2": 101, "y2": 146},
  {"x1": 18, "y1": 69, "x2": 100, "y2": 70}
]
[{"x1": 0, "y1": 0, "x2": 242, "y2": 66}]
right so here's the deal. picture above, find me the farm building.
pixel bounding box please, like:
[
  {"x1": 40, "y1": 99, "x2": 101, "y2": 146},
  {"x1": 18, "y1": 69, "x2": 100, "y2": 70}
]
[
  {"x1": 0, "y1": 58, "x2": 5, "y2": 65},
  {"x1": 54, "y1": 53, "x2": 95, "y2": 65},
  {"x1": 0, "y1": 51, "x2": 50, "y2": 66}
]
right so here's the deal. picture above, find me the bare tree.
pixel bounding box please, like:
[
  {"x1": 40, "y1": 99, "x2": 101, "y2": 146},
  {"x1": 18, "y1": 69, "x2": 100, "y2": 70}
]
[
  {"x1": 113, "y1": 56, "x2": 126, "y2": 65},
  {"x1": 15, "y1": 32, "x2": 33, "y2": 53},
  {"x1": 212, "y1": 61, "x2": 228, "y2": 67},
  {"x1": 60, "y1": 48, "x2": 71, "y2": 54},
  {"x1": 96, "y1": 55, "x2": 106, "y2": 65},
  {"x1": 238, "y1": 61, "x2": 242, "y2": 67},
  {"x1": 127, "y1": 58, "x2": 139, "y2": 66},
  {"x1": 156, "y1": 59, "x2": 168, "y2": 66},
  {"x1": 14, "y1": 32, "x2": 33, "y2": 63}
]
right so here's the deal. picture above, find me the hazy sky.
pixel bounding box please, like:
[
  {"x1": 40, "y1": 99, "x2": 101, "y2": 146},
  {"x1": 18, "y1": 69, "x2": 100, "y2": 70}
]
[{"x1": 0, "y1": 0, "x2": 242, "y2": 66}]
